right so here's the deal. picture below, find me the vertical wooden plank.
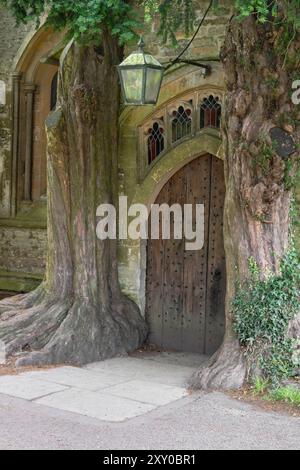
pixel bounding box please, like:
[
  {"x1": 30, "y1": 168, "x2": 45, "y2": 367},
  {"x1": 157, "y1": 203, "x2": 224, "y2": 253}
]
[
  {"x1": 182, "y1": 155, "x2": 211, "y2": 353},
  {"x1": 160, "y1": 169, "x2": 185, "y2": 351},
  {"x1": 145, "y1": 187, "x2": 165, "y2": 347},
  {"x1": 205, "y1": 156, "x2": 226, "y2": 355}
]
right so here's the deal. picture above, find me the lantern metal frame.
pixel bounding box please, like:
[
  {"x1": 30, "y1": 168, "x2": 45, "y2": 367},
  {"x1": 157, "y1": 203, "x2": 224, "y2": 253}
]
[
  {"x1": 118, "y1": 0, "x2": 213, "y2": 106},
  {"x1": 117, "y1": 38, "x2": 165, "y2": 106}
]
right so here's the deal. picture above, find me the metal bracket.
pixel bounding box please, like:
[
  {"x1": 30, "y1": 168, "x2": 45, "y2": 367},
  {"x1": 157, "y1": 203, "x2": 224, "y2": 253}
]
[{"x1": 165, "y1": 59, "x2": 211, "y2": 75}]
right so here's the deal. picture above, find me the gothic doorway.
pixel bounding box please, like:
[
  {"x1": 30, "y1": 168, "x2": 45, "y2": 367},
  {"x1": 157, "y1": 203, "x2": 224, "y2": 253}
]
[{"x1": 146, "y1": 154, "x2": 226, "y2": 355}]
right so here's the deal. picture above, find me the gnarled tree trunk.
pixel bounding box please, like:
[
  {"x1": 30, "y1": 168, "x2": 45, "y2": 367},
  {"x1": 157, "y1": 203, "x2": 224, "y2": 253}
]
[
  {"x1": 0, "y1": 33, "x2": 147, "y2": 366},
  {"x1": 191, "y1": 13, "x2": 300, "y2": 390}
]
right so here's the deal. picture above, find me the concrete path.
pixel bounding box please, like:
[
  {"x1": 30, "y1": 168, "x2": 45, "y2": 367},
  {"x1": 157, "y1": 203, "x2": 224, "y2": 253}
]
[
  {"x1": 0, "y1": 352, "x2": 204, "y2": 422},
  {"x1": 0, "y1": 352, "x2": 299, "y2": 450}
]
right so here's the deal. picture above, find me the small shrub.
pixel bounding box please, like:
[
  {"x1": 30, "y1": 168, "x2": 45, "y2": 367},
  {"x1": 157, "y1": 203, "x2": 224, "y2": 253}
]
[{"x1": 233, "y1": 248, "x2": 300, "y2": 385}]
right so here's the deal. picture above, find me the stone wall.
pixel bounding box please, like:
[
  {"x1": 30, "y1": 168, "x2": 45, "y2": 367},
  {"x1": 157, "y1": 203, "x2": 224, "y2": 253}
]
[
  {"x1": 0, "y1": 225, "x2": 46, "y2": 291},
  {"x1": 142, "y1": 0, "x2": 233, "y2": 62},
  {"x1": 0, "y1": 9, "x2": 45, "y2": 292},
  {"x1": 0, "y1": 8, "x2": 31, "y2": 217},
  {"x1": 0, "y1": 226, "x2": 46, "y2": 274}
]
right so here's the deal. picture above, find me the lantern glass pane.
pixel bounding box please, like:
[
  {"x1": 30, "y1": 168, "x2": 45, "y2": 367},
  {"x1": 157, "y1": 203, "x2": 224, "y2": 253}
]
[
  {"x1": 145, "y1": 68, "x2": 163, "y2": 104},
  {"x1": 121, "y1": 69, "x2": 143, "y2": 103}
]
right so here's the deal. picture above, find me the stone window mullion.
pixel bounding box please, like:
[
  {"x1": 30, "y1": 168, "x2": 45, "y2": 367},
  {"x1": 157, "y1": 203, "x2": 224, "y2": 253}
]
[{"x1": 23, "y1": 83, "x2": 36, "y2": 201}]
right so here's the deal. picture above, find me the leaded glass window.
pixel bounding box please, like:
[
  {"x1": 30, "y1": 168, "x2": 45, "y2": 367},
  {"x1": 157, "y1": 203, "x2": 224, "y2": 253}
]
[
  {"x1": 200, "y1": 95, "x2": 221, "y2": 129},
  {"x1": 171, "y1": 105, "x2": 192, "y2": 143},
  {"x1": 147, "y1": 121, "x2": 165, "y2": 165}
]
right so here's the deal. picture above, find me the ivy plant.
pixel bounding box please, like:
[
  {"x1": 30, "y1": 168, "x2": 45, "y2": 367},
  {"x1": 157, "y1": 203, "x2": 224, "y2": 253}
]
[{"x1": 233, "y1": 248, "x2": 300, "y2": 385}]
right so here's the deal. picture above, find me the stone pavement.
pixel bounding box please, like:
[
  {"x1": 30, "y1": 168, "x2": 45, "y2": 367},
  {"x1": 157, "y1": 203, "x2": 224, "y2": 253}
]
[
  {"x1": 0, "y1": 352, "x2": 206, "y2": 422},
  {"x1": 0, "y1": 352, "x2": 299, "y2": 450}
]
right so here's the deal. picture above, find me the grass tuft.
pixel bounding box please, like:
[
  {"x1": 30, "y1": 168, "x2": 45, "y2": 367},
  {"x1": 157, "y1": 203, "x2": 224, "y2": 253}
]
[{"x1": 267, "y1": 387, "x2": 300, "y2": 407}]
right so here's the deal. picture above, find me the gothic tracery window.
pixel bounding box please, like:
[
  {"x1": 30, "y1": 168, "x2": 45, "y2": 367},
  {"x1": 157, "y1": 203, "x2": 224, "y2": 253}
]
[
  {"x1": 147, "y1": 121, "x2": 165, "y2": 165},
  {"x1": 171, "y1": 104, "x2": 192, "y2": 143},
  {"x1": 200, "y1": 95, "x2": 221, "y2": 129},
  {"x1": 143, "y1": 91, "x2": 223, "y2": 170}
]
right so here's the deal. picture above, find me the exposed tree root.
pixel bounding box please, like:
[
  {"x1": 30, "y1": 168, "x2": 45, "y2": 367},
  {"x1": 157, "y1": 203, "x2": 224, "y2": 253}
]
[
  {"x1": 0, "y1": 284, "x2": 46, "y2": 315},
  {"x1": 189, "y1": 339, "x2": 247, "y2": 390},
  {"x1": 0, "y1": 293, "x2": 147, "y2": 367}
]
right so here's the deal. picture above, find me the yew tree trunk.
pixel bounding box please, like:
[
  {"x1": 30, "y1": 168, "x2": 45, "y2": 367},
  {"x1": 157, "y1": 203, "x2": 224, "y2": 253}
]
[
  {"x1": 0, "y1": 33, "x2": 147, "y2": 366},
  {"x1": 191, "y1": 13, "x2": 300, "y2": 389}
]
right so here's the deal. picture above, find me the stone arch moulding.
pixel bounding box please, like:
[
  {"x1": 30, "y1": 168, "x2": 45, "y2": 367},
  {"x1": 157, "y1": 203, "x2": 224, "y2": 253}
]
[
  {"x1": 11, "y1": 25, "x2": 65, "y2": 215},
  {"x1": 133, "y1": 132, "x2": 224, "y2": 211}
]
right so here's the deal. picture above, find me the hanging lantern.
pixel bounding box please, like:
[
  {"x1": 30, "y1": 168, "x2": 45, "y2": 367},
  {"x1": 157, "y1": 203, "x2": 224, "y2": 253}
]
[{"x1": 118, "y1": 37, "x2": 164, "y2": 106}]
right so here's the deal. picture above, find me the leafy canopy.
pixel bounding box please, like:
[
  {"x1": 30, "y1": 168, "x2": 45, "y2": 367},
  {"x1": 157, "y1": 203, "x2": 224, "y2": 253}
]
[
  {"x1": 0, "y1": 0, "x2": 139, "y2": 44},
  {"x1": 1, "y1": 1, "x2": 299, "y2": 45}
]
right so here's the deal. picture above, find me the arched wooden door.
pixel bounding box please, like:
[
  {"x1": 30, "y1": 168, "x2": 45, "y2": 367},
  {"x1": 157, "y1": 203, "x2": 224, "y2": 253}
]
[{"x1": 146, "y1": 154, "x2": 226, "y2": 355}]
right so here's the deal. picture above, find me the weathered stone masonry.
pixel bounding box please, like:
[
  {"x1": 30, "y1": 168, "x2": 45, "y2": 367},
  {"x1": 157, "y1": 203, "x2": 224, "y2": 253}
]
[{"x1": 0, "y1": 8, "x2": 46, "y2": 292}]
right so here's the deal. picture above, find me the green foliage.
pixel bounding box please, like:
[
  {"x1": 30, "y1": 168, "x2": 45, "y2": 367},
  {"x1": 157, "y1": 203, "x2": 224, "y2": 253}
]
[
  {"x1": 253, "y1": 140, "x2": 274, "y2": 177},
  {"x1": 144, "y1": 0, "x2": 160, "y2": 23},
  {"x1": 251, "y1": 379, "x2": 300, "y2": 407},
  {"x1": 252, "y1": 377, "x2": 270, "y2": 395},
  {"x1": 235, "y1": 0, "x2": 274, "y2": 23},
  {"x1": 1, "y1": 1, "x2": 299, "y2": 47},
  {"x1": 233, "y1": 248, "x2": 300, "y2": 384},
  {"x1": 236, "y1": 0, "x2": 300, "y2": 26},
  {"x1": 0, "y1": 0, "x2": 140, "y2": 45},
  {"x1": 157, "y1": 0, "x2": 195, "y2": 45},
  {"x1": 267, "y1": 385, "x2": 300, "y2": 406}
]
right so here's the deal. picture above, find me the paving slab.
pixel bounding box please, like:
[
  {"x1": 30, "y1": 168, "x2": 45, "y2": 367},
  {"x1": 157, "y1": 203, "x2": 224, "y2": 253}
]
[
  {"x1": 137, "y1": 352, "x2": 207, "y2": 369},
  {"x1": 35, "y1": 388, "x2": 157, "y2": 422},
  {"x1": 0, "y1": 375, "x2": 68, "y2": 400},
  {"x1": 85, "y1": 357, "x2": 150, "y2": 377},
  {"x1": 23, "y1": 366, "x2": 129, "y2": 392},
  {"x1": 0, "y1": 352, "x2": 200, "y2": 422},
  {"x1": 106, "y1": 379, "x2": 188, "y2": 405},
  {"x1": 85, "y1": 357, "x2": 195, "y2": 387}
]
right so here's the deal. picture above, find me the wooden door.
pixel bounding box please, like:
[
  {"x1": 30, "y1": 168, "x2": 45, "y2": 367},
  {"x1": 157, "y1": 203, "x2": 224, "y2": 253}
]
[{"x1": 146, "y1": 154, "x2": 226, "y2": 355}]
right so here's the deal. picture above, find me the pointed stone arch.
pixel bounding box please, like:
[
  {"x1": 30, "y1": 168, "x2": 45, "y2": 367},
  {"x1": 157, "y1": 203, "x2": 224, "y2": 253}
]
[
  {"x1": 132, "y1": 131, "x2": 224, "y2": 211},
  {"x1": 11, "y1": 26, "x2": 64, "y2": 212}
]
